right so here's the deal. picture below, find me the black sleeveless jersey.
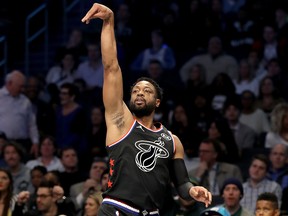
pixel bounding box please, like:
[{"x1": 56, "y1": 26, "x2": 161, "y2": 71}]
[{"x1": 103, "y1": 120, "x2": 175, "y2": 210}]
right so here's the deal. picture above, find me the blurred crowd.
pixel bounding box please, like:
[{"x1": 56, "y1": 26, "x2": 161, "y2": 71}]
[{"x1": 1, "y1": 0, "x2": 288, "y2": 215}]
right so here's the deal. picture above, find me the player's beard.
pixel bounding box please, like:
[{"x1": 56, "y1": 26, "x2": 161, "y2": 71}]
[{"x1": 129, "y1": 100, "x2": 156, "y2": 118}]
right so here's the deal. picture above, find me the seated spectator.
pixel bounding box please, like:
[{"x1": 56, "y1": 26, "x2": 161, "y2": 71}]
[
  {"x1": 26, "y1": 165, "x2": 47, "y2": 210},
  {"x1": 180, "y1": 36, "x2": 238, "y2": 85},
  {"x1": 26, "y1": 135, "x2": 64, "y2": 172},
  {"x1": 0, "y1": 168, "x2": 23, "y2": 215},
  {"x1": 79, "y1": 192, "x2": 102, "y2": 216},
  {"x1": 55, "y1": 83, "x2": 87, "y2": 153},
  {"x1": 239, "y1": 90, "x2": 271, "y2": 136},
  {"x1": 233, "y1": 59, "x2": 259, "y2": 97},
  {"x1": 70, "y1": 157, "x2": 107, "y2": 211},
  {"x1": 2, "y1": 142, "x2": 31, "y2": 193},
  {"x1": 207, "y1": 73, "x2": 238, "y2": 114},
  {"x1": 24, "y1": 76, "x2": 56, "y2": 137},
  {"x1": 265, "y1": 103, "x2": 288, "y2": 148},
  {"x1": 241, "y1": 154, "x2": 282, "y2": 213},
  {"x1": 46, "y1": 50, "x2": 78, "y2": 89},
  {"x1": 207, "y1": 117, "x2": 240, "y2": 164},
  {"x1": 59, "y1": 147, "x2": 86, "y2": 196},
  {"x1": 189, "y1": 139, "x2": 242, "y2": 198},
  {"x1": 255, "y1": 76, "x2": 285, "y2": 121},
  {"x1": 74, "y1": 42, "x2": 104, "y2": 90},
  {"x1": 13, "y1": 180, "x2": 77, "y2": 216},
  {"x1": 267, "y1": 144, "x2": 288, "y2": 190},
  {"x1": 255, "y1": 192, "x2": 280, "y2": 216},
  {"x1": 130, "y1": 29, "x2": 176, "y2": 73},
  {"x1": 220, "y1": 178, "x2": 253, "y2": 216},
  {"x1": 223, "y1": 99, "x2": 257, "y2": 155}
]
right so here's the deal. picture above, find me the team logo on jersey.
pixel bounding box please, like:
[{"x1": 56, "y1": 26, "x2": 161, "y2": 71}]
[
  {"x1": 135, "y1": 137, "x2": 169, "y2": 172},
  {"x1": 161, "y1": 133, "x2": 172, "y2": 141}
]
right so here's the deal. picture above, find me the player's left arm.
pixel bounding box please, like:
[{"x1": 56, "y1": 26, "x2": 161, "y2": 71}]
[{"x1": 171, "y1": 134, "x2": 212, "y2": 207}]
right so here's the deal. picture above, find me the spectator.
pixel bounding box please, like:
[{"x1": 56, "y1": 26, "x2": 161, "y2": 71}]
[
  {"x1": 55, "y1": 83, "x2": 87, "y2": 153},
  {"x1": 81, "y1": 192, "x2": 102, "y2": 216},
  {"x1": 267, "y1": 144, "x2": 288, "y2": 190},
  {"x1": 0, "y1": 70, "x2": 39, "y2": 158},
  {"x1": 241, "y1": 154, "x2": 282, "y2": 213},
  {"x1": 2, "y1": 142, "x2": 31, "y2": 194},
  {"x1": 24, "y1": 76, "x2": 55, "y2": 137},
  {"x1": 255, "y1": 192, "x2": 280, "y2": 216},
  {"x1": 180, "y1": 36, "x2": 238, "y2": 85},
  {"x1": 74, "y1": 42, "x2": 104, "y2": 90},
  {"x1": 233, "y1": 59, "x2": 259, "y2": 97},
  {"x1": 223, "y1": 99, "x2": 257, "y2": 154},
  {"x1": 255, "y1": 76, "x2": 284, "y2": 121},
  {"x1": 189, "y1": 138, "x2": 242, "y2": 199},
  {"x1": 59, "y1": 147, "x2": 86, "y2": 196},
  {"x1": 25, "y1": 135, "x2": 64, "y2": 172},
  {"x1": 207, "y1": 117, "x2": 240, "y2": 164},
  {"x1": 200, "y1": 206, "x2": 230, "y2": 216},
  {"x1": 265, "y1": 103, "x2": 288, "y2": 148},
  {"x1": 0, "y1": 131, "x2": 8, "y2": 166},
  {"x1": 46, "y1": 51, "x2": 78, "y2": 89},
  {"x1": 130, "y1": 29, "x2": 176, "y2": 72},
  {"x1": 239, "y1": 90, "x2": 271, "y2": 136},
  {"x1": 69, "y1": 157, "x2": 107, "y2": 211},
  {"x1": 220, "y1": 178, "x2": 253, "y2": 216}
]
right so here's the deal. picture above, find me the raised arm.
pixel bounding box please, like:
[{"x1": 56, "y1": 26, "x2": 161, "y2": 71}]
[
  {"x1": 82, "y1": 3, "x2": 133, "y2": 144},
  {"x1": 81, "y1": 4, "x2": 127, "y2": 118}
]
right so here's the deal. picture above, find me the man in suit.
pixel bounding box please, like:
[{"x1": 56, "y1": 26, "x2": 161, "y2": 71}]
[
  {"x1": 223, "y1": 99, "x2": 257, "y2": 152},
  {"x1": 69, "y1": 157, "x2": 107, "y2": 210},
  {"x1": 189, "y1": 138, "x2": 243, "y2": 206}
]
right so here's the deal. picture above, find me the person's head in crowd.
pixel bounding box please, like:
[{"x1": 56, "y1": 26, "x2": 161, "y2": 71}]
[
  {"x1": 24, "y1": 76, "x2": 42, "y2": 101},
  {"x1": 84, "y1": 192, "x2": 102, "y2": 216},
  {"x1": 200, "y1": 205, "x2": 230, "y2": 216},
  {"x1": 39, "y1": 135, "x2": 57, "y2": 158},
  {"x1": 270, "y1": 103, "x2": 288, "y2": 134},
  {"x1": 89, "y1": 157, "x2": 108, "y2": 183},
  {"x1": 221, "y1": 178, "x2": 243, "y2": 213},
  {"x1": 223, "y1": 99, "x2": 242, "y2": 124},
  {"x1": 0, "y1": 131, "x2": 7, "y2": 153},
  {"x1": 60, "y1": 147, "x2": 79, "y2": 172},
  {"x1": 198, "y1": 138, "x2": 220, "y2": 167},
  {"x1": 44, "y1": 170, "x2": 61, "y2": 186},
  {"x1": 30, "y1": 165, "x2": 47, "y2": 191},
  {"x1": 266, "y1": 58, "x2": 281, "y2": 77},
  {"x1": 59, "y1": 82, "x2": 78, "y2": 106},
  {"x1": 36, "y1": 180, "x2": 58, "y2": 213},
  {"x1": 73, "y1": 78, "x2": 87, "y2": 93},
  {"x1": 2, "y1": 141, "x2": 25, "y2": 168},
  {"x1": 5, "y1": 70, "x2": 26, "y2": 97},
  {"x1": 258, "y1": 76, "x2": 280, "y2": 99},
  {"x1": 249, "y1": 154, "x2": 269, "y2": 183},
  {"x1": 91, "y1": 106, "x2": 105, "y2": 127},
  {"x1": 210, "y1": 73, "x2": 236, "y2": 96},
  {"x1": 101, "y1": 168, "x2": 109, "y2": 192},
  {"x1": 0, "y1": 168, "x2": 14, "y2": 216},
  {"x1": 147, "y1": 59, "x2": 163, "y2": 80},
  {"x1": 262, "y1": 25, "x2": 276, "y2": 44},
  {"x1": 150, "y1": 29, "x2": 165, "y2": 49},
  {"x1": 187, "y1": 63, "x2": 206, "y2": 85},
  {"x1": 208, "y1": 36, "x2": 223, "y2": 57},
  {"x1": 86, "y1": 42, "x2": 101, "y2": 62},
  {"x1": 60, "y1": 51, "x2": 79, "y2": 72},
  {"x1": 269, "y1": 144, "x2": 288, "y2": 171},
  {"x1": 255, "y1": 192, "x2": 280, "y2": 216},
  {"x1": 240, "y1": 90, "x2": 256, "y2": 110},
  {"x1": 236, "y1": 59, "x2": 254, "y2": 83}
]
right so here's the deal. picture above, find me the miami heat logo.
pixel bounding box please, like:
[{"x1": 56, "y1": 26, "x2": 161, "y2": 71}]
[{"x1": 135, "y1": 138, "x2": 169, "y2": 172}]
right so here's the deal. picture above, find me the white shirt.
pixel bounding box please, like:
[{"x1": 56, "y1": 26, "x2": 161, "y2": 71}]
[{"x1": 26, "y1": 156, "x2": 65, "y2": 172}]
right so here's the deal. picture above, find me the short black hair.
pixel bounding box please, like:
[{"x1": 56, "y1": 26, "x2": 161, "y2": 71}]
[
  {"x1": 131, "y1": 77, "x2": 163, "y2": 101},
  {"x1": 251, "y1": 154, "x2": 270, "y2": 171},
  {"x1": 257, "y1": 192, "x2": 279, "y2": 209},
  {"x1": 31, "y1": 165, "x2": 47, "y2": 176}
]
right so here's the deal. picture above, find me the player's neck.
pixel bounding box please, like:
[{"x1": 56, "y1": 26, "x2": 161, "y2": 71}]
[{"x1": 135, "y1": 116, "x2": 155, "y2": 130}]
